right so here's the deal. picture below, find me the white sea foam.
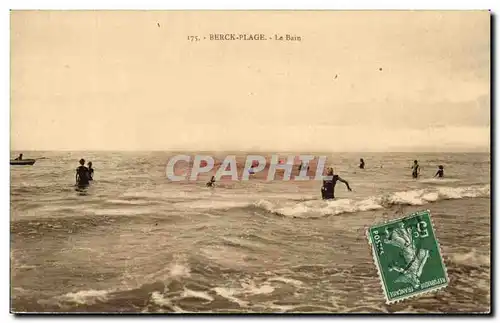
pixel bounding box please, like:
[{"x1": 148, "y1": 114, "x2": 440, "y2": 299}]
[
  {"x1": 420, "y1": 178, "x2": 461, "y2": 184},
  {"x1": 267, "y1": 276, "x2": 304, "y2": 287},
  {"x1": 98, "y1": 184, "x2": 489, "y2": 220},
  {"x1": 240, "y1": 281, "x2": 275, "y2": 295},
  {"x1": 150, "y1": 291, "x2": 185, "y2": 312},
  {"x1": 254, "y1": 184, "x2": 489, "y2": 218},
  {"x1": 142, "y1": 254, "x2": 191, "y2": 283},
  {"x1": 169, "y1": 261, "x2": 191, "y2": 278},
  {"x1": 106, "y1": 199, "x2": 152, "y2": 205},
  {"x1": 57, "y1": 289, "x2": 110, "y2": 305},
  {"x1": 150, "y1": 291, "x2": 171, "y2": 306},
  {"x1": 449, "y1": 249, "x2": 490, "y2": 267},
  {"x1": 89, "y1": 208, "x2": 153, "y2": 216},
  {"x1": 213, "y1": 287, "x2": 249, "y2": 307},
  {"x1": 175, "y1": 199, "x2": 251, "y2": 210},
  {"x1": 212, "y1": 278, "x2": 279, "y2": 308},
  {"x1": 181, "y1": 288, "x2": 214, "y2": 302}
]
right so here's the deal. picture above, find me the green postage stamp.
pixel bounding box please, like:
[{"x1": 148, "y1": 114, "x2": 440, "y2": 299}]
[{"x1": 367, "y1": 210, "x2": 449, "y2": 304}]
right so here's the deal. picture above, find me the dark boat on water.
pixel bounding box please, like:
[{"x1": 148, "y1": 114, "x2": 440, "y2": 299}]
[{"x1": 10, "y1": 159, "x2": 36, "y2": 166}]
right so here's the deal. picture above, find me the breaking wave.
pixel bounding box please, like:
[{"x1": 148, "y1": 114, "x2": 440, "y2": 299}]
[
  {"x1": 252, "y1": 184, "x2": 489, "y2": 218},
  {"x1": 183, "y1": 184, "x2": 490, "y2": 218},
  {"x1": 448, "y1": 249, "x2": 490, "y2": 268}
]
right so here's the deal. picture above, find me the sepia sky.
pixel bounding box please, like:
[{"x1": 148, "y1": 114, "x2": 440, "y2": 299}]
[{"x1": 10, "y1": 10, "x2": 490, "y2": 152}]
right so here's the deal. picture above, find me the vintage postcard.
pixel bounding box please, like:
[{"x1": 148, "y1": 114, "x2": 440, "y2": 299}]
[{"x1": 10, "y1": 10, "x2": 490, "y2": 313}]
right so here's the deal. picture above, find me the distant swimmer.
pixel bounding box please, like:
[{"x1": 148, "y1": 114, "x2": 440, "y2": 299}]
[
  {"x1": 321, "y1": 167, "x2": 352, "y2": 200},
  {"x1": 359, "y1": 158, "x2": 365, "y2": 169},
  {"x1": 412, "y1": 160, "x2": 420, "y2": 179},
  {"x1": 206, "y1": 176, "x2": 216, "y2": 187},
  {"x1": 298, "y1": 162, "x2": 310, "y2": 173},
  {"x1": 87, "y1": 161, "x2": 94, "y2": 181},
  {"x1": 76, "y1": 158, "x2": 90, "y2": 187},
  {"x1": 14, "y1": 153, "x2": 23, "y2": 161},
  {"x1": 434, "y1": 165, "x2": 444, "y2": 178}
]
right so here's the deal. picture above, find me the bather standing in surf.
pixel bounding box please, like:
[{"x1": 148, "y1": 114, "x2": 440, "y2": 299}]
[
  {"x1": 412, "y1": 160, "x2": 420, "y2": 179},
  {"x1": 434, "y1": 165, "x2": 444, "y2": 178},
  {"x1": 206, "y1": 176, "x2": 216, "y2": 187},
  {"x1": 359, "y1": 158, "x2": 365, "y2": 169},
  {"x1": 321, "y1": 167, "x2": 352, "y2": 200},
  {"x1": 76, "y1": 158, "x2": 90, "y2": 188},
  {"x1": 87, "y1": 161, "x2": 94, "y2": 181}
]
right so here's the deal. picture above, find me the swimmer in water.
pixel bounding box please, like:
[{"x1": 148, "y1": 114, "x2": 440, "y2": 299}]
[
  {"x1": 321, "y1": 167, "x2": 352, "y2": 200},
  {"x1": 412, "y1": 160, "x2": 420, "y2": 179},
  {"x1": 87, "y1": 161, "x2": 94, "y2": 181},
  {"x1": 359, "y1": 158, "x2": 365, "y2": 169},
  {"x1": 298, "y1": 162, "x2": 310, "y2": 173},
  {"x1": 206, "y1": 176, "x2": 216, "y2": 187},
  {"x1": 76, "y1": 158, "x2": 90, "y2": 187},
  {"x1": 434, "y1": 165, "x2": 444, "y2": 178}
]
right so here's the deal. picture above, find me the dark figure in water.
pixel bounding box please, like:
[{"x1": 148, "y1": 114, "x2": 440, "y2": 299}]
[
  {"x1": 359, "y1": 158, "x2": 365, "y2": 169},
  {"x1": 298, "y1": 162, "x2": 310, "y2": 173},
  {"x1": 434, "y1": 165, "x2": 444, "y2": 178},
  {"x1": 14, "y1": 153, "x2": 23, "y2": 161},
  {"x1": 76, "y1": 158, "x2": 90, "y2": 187},
  {"x1": 206, "y1": 176, "x2": 216, "y2": 187},
  {"x1": 412, "y1": 160, "x2": 420, "y2": 179},
  {"x1": 87, "y1": 161, "x2": 94, "y2": 181},
  {"x1": 321, "y1": 167, "x2": 352, "y2": 200}
]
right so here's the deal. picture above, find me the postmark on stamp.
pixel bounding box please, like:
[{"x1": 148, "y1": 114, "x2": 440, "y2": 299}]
[{"x1": 367, "y1": 210, "x2": 449, "y2": 304}]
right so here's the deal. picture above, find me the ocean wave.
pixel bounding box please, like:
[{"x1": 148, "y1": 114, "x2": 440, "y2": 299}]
[
  {"x1": 105, "y1": 199, "x2": 155, "y2": 206},
  {"x1": 165, "y1": 184, "x2": 489, "y2": 218},
  {"x1": 212, "y1": 278, "x2": 286, "y2": 309},
  {"x1": 142, "y1": 254, "x2": 192, "y2": 283},
  {"x1": 18, "y1": 250, "x2": 489, "y2": 313},
  {"x1": 12, "y1": 184, "x2": 490, "y2": 224},
  {"x1": 448, "y1": 249, "x2": 490, "y2": 267},
  {"x1": 419, "y1": 178, "x2": 461, "y2": 184},
  {"x1": 243, "y1": 184, "x2": 490, "y2": 218},
  {"x1": 35, "y1": 288, "x2": 113, "y2": 309},
  {"x1": 58, "y1": 289, "x2": 110, "y2": 305},
  {"x1": 35, "y1": 259, "x2": 192, "y2": 311},
  {"x1": 149, "y1": 291, "x2": 185, "y2": 312}
]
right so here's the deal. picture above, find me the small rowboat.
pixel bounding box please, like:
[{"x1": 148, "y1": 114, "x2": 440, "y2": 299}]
[{"x1": 10, "y1": 159, "x2": 36, "y2": 166}]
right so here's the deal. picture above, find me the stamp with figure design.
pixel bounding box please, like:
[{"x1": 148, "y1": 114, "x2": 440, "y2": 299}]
[{"x1": 367, "y1": 210, "x2": 449, "y2": 304}]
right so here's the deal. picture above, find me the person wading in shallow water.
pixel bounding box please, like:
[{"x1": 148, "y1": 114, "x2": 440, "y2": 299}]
[
  {"x1": 87, "y1": 161, "x2": 94, "y2": 181},
  {"x1": 359, "y1": 158, "x2": 365, "y2": 169},
  {"x1": 298, "y1": 162, "x2": 310, "y2": 173},
  {"x1": 206, "y1": 176, "x2": 216, "y2": 187},
  {"x1": 76, "y1": 158, "x2": 90, "y2": 187},
  {"x1": 412, "y1": 160, "x2": 420, "y2": 179},
  {"x1": 434, "y1": 165, "x2": 444, "y2": 178},
  {"x1": 321, "y1": 167, "x2": 352, "y2": 200}
]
